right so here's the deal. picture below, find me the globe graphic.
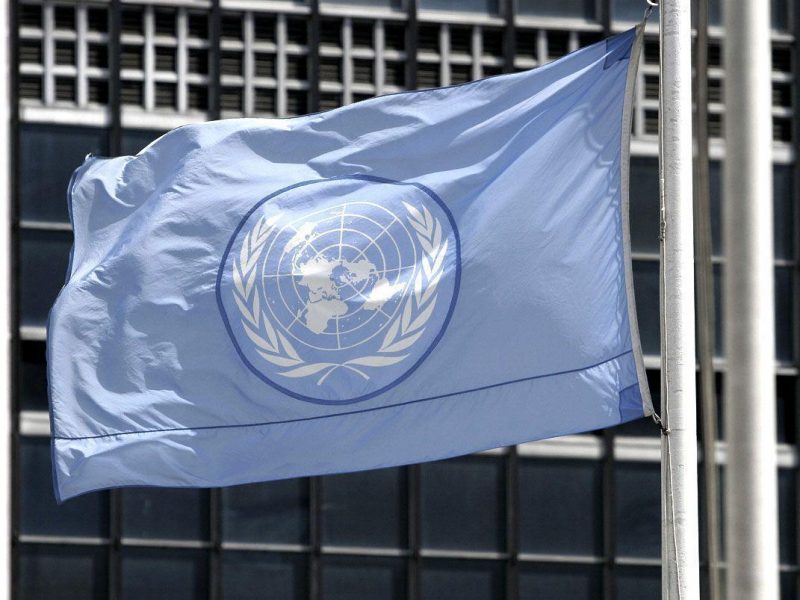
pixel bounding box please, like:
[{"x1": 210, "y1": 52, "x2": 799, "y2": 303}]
[{"x1": 261, "y1": 201, "x2": 419, "y2": 352}]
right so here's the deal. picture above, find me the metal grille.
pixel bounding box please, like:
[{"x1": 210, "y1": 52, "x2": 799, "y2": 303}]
[{"x1": 10, "y1": 1, "x2": 800, "y2": 599}]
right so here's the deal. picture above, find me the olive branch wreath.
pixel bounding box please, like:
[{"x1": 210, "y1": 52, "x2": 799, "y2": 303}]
[{"x1": 231, "y1": 203, "x2": 449, "y2": 386}]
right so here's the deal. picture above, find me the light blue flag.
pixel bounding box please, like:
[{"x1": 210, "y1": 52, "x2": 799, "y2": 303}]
[{"x1": 48, "y1": 27, "x2": 651, "y2": 501}]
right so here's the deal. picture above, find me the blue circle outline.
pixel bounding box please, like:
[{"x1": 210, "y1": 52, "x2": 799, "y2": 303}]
[{"x1": 215, "y1": 174, "x2": 462, "y2": 405}]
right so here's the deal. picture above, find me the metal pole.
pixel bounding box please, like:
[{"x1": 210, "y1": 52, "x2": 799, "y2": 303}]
[
  {"x1": 690, "y1": 0, "x2": 721, "y2": 598},
  {"x1": 723, "y1": 0, "x2": 780, "y2": 598},
  {"x1": 659, "y1": 0, "x2": 700, "y2": 598}
]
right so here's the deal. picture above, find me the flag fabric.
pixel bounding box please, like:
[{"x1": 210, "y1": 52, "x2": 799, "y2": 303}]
[{"x1": 48, "y1": 26, "x2": 651, "y2": 501}]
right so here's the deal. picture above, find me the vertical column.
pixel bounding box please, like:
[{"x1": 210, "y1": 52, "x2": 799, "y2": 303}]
[
  {"x1": 659, "y1": 0, "x2": 700, "y2": 598},
  {"x1": 309, "y1": 0, "x2": 321, "y2": 111},
  {"x1": 176, "y1": 9, "x2": 188, "y2": 114},
  {"x1": 109, "y1": 0, "x2": 121, "y2": 154},
  {"x1": 209, "y1": 0, "x2": 221, "y2": 120},
  {"x1": 723, "y1": 1, "x2": 780, "y2": 598},
  {"x1": 691, "y1": 0, "x2": 721, "y2": 599},
  {"x1": 76, "y1": 6, "x2": 88, "y2": 107},
  {"x1": 0, "y1": 0, "x2": 11, "y2": 598},
  {"x1": 405, "y1": 0, "x2": 418, "y2": 90}
]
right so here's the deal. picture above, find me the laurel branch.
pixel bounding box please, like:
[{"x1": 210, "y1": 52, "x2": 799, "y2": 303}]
[{"x1": 231, "y1": 204, "x2": 448, "y2": 386}]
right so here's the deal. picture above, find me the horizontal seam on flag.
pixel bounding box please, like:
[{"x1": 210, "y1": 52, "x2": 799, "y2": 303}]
[{"x1": 54, "y1": 349, "x2": 634, "y2": 441}]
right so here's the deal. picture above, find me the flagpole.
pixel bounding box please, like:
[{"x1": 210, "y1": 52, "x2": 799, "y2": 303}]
[
  {"x1": 658, "y1": 0, "x2": 700, "y2": 598},
  {"x1": 723, "y1": 0, "x2": 780, "y2": 598}
]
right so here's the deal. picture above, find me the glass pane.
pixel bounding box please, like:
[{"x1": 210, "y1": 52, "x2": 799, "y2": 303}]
[
  {"x1": 613, "y1": 0, "x2": 658, "y2": 23},
  {"x1": 519, "y1": 459, "x2": 602, "y2": 555},
  {"x1": 519, "y1": 563, "x2": 602, "y2": 600},
  {"x1": 122, "y1": 488, "x2": 209, "y2": 541},
  {"x1": 421, "y1": 456, "x2": 505, "y2": 552},
  {"x1": 629, "y1": 157, "x2": 660, "y2": 253},
  {"x1": 18, "y1": 544, "x2": 108, "y2": 600},
  {"x1": 120, "y1": 129, "x2": 166, "y2": 156},
  {"x1": 20, "y1": 124, "x2": 108, "y2": 223},
  {"x1": 20, "y1": 229, "x2": 73, "y2": 327},
  {"x1": 321, "y1": 0, "x2": 400, "y2": 7},
  {"x1": 20, "y1": 437, "x2": 109, "y2": 537},
  {"x1": 518, "y1": 0, "x2": 596, "y2": 20},
  {"x1": 781, "y1": 571, "x2": 797, "y2": 600},
  {"x1": 421, "y1": 560, "x2": 504, "y2": 600},
  {"x1": 773, "y1": 165, "x2": 793, "y2": 260},
  {"x1": 778, "y1": 468, "x2": 797, "y2": 565},
  {"x1": 775, "y1": 267, "x2": 793, "y2": 362},
  {"x1": 615, "y1": 462, "x2": 660, "y2": 558},
  {"x1": 419, "y1": 0, "x2": 498, "y2": 14},
  {"x1": 321, "y1": 556, "x2": 406, "y2": 600},
  {"x1": 772, "y1": 0, "x2": 789, "y2": 31},
  {"x1": 20, "y1": 340, "x2": 48, "y2": 411},
  {"x1": 776, "y1": 376, "x2": 796, "y2": 444},
  {"x1": 223, "y1": 552, "x2": 308, "y2": 600},
  {"x1": 616, "y1": 566, "x2": 660, "y2": 600},
  {"x1": 632, "y1": 260, "x2": 660, "y2": 356},
  {"x1": 322, "y1": 467, "x2": 407, "y2": 549},
  {"x1": 121, "y1": 548, "x2": 208, "y2": 600},
  {"x1": 709, "y1": 161, "x2": 722, "y2": 256},
  {"x1": 222, "y1": 479, "x2": 309, "y2": 544}
]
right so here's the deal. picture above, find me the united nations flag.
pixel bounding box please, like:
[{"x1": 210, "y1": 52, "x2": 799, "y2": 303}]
[{"x1": 48, "y1": 27, "x2": 651, "y2": 501}]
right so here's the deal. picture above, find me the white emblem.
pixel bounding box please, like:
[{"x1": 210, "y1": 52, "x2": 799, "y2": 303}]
[{"x1": 230, "y1": 201, "x2": 449, "y2": 386}]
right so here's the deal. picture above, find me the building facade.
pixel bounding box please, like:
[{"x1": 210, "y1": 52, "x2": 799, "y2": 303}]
[{"x1": 8, "y1": 0, "x2": 798, "y2": 598}]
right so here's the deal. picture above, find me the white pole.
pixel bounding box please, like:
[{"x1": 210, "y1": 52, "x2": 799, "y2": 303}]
[
  {"x1": 723, "y1": 0, "x2": 780, "y2": 598},
  {"x1": 0, "y1": 0, "x2": 10, "y2": 597},
  {"x1": 659, "y1": 0, "x2": 700, "y2": 598}
]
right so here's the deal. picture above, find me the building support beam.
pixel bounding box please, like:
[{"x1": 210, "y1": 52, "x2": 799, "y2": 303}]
[{"x1": 723, "y1": 1, "x2": 780, "y2": 598}]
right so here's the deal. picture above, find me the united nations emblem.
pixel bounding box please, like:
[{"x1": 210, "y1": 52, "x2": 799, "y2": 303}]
[{"x1": 217, "y1": 175, "x2": 461, "y2": 404}]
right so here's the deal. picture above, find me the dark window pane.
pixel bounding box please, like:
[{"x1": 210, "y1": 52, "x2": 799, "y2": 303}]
[
  {"x1": 781, "y1": 571, "x2": 797, "y2": 600},
  {"x1": 519, "y1": 459, "x2": 602, "y2": 555},
  {"x1": 632, "y1": 260, "x2": 660, "y2": 356},
  {"x1": 778, "y1": 468, "x2": 796, "y2": 564},
  {"x1": 518, "y1": 0, "x2": 596, "y2": 19},
  {"x1": 121, "y1": 548, "x2": 208, "y2": 600},
  {"x1": 709, "y1": 160, "x2": 722, "y2": 256},
  {"x1": 613, "y1": 0, "x2": 659, "y2": 23},
  {"x1": 322, "y1": 556, "x2": 406, "y2": 600},
  {"x1": 20, "y1": 124, "x2": 108, "y2": 223},
  {"x1": 421, "y1": 560, "x2": 504, "y2": 600},
  {"x1": 322, "y1": 0, "x2": 400, "y2": 7},
  {"x1": 20, "y1": 340, "x2": 48, "y2": 411},
  {"x1": 20, "y1": 229, "x2": 73, "y2": 327},
  {"x1": 615, "y1": 462, "x2": 660, "y2": 558},
  {"x1": 122, "y1": 488, "x2": 209, "y2": 541},
  {"x1": 616, "y1": 566, "x2": 660, "y2": 600},
  {"x1": 775, "y1": 267, "x2": 793, "y2": 362},
  {"x1": 18, "y1": 544, "x2": 107, "y2": 600},
  {"x1": 421, "y1": 456, "x2": 505, "y2": 551},
  {"x1": 20, "y1": 437, "x2": 109, "y2": 537},
  {"x1": 222, "y1": 479, "x2": 309, "y2": 544},
  {"x1": 420, "y1": 0, "x2": 498, "y2": 13},
  {"x1": 772, "y1": 0, "x2": 789, "y2": 31},
  {"x1": 519, "y1": 563, "x2": 602, "y2": 600},
  {"x1": 773, "y1": 165, "x2": 794, "y2": 259},
  {"x1": 223, "y1": 552, "x2": 308, "y2": 600},
  {"x1": 629, "y1": 157, "x2": 660, "y2": 253},
  {"x1": 120, "y1": 129, "x2": 165, "y2": 156},
  {"x1": 322, "y1": 467, "x2": 407, "y2": 548}
]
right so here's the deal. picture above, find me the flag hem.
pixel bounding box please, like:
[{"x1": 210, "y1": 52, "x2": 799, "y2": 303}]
[{"x1": 620, "y1": 25, "x2": 654, "y2": 417}]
